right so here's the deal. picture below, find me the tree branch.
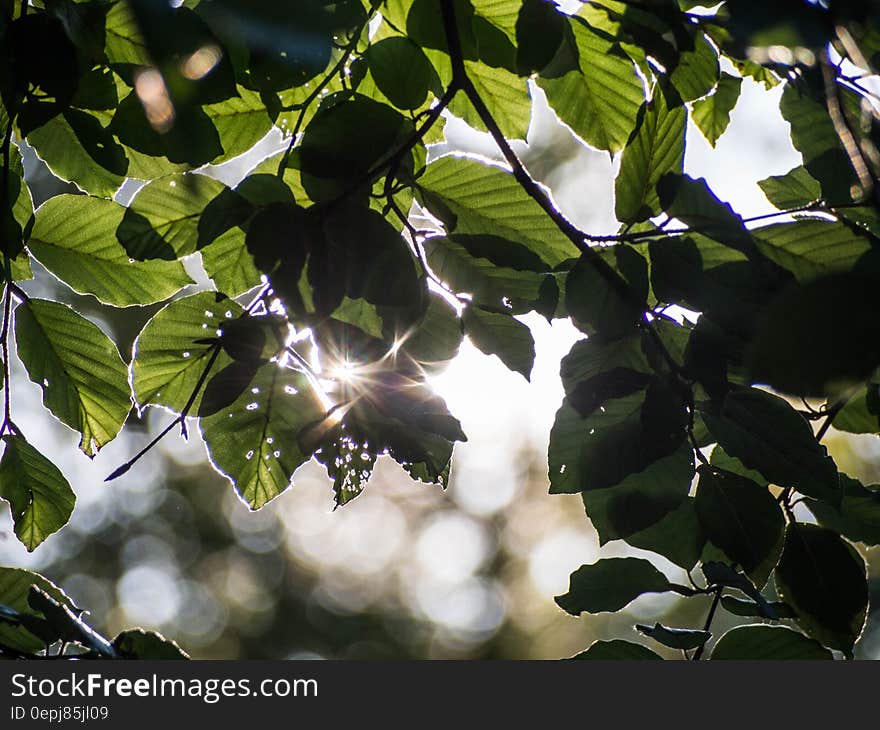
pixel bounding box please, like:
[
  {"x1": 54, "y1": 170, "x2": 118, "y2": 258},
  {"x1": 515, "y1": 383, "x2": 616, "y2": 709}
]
[
  {"x1": 276, "y1": 7, "x2": 378, "y2": 177},
  {"x1": 438, "y1": 0, "x2": 685, "y2": 379}
]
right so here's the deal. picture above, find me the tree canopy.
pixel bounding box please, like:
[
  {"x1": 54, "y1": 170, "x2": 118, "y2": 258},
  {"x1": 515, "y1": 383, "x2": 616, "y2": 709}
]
[{"x1": 1, "y1": 0, "x2": 880, "y2": 660}]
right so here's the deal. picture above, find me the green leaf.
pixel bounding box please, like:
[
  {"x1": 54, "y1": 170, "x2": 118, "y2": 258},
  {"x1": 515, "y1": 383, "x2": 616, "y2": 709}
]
[
  {"x1": 201, "y1": 228, "x2": 264, "y2": 297},
  {"x1": 636, "y1": 623, "x2": 710, "y2": 650},
  {"x1": 132, "y1": 292, "x2": 241, "y2": 415},
  {"x1": 758, "y1": 166, "x2": 821, "y2": 210},
  {"x1": 331, "y1": 298, "x2": 384, "y2": 340},
  {"x1": 367, "y1": 37, "x2": 435, "y2": 110},
  {"x1": 748, "y1": 272, "x2": 880, "y2": 398},
  {"x1": 710, "y1": 625, "x2": 832, "y2": 660},
  {"x1": 26, "y1": 113, "x2": 125, "y2": 198},
  {"x1": 555, "y1": 557, "x2": 672, "y2": 615},
  {"x1": 752, "y1": 220, "x2": 874, "y2": 283},
  {"x1": 449, "y1": 61, "x2": 531, "y2": 139},
  {"x1": 668, "y1": 33, "x2": 719, "y2": 103},
  {"x1": 691, "y1": 72, "x2": 741, "y2": 146},
  {"x1": 615, "y1": 91, "x2": 686, "y2": 224},
  {"x1": 462, "y1": 307, "x2": 534, "y2": 380},
  {"x1": 539, "y1": 17, "x2": 645, "y2": 153},
  {"x1": 570, "y1": 639, "x2": 663, "y2": 660},
  {"x1": 419, "y1": 155, "x2": 579, "y2": 267},
  {"x1": 201, "y1": 363, "x2": 326, "y2": 509},
  {"x1": 657, "y1": 174, "x2": 755, "y2": 257},
  {"x1": 0, "y1": 567, "x2": 78, "y2": 653},
  {"x1": 702, "y1": 387, "x2": 840, "y2": 503},
  {"x1": 104, "y1": 0, "x2": 150, "y2": 66},
  {"x1": 29, "y1": 195, "x2": 193, "y2": 307},
  {"x1": 807, "y1": 474, "x2": 880, "y2": 548},
  {"x1": 694, "y1": 465, "x2": 784, "y2": 583},
  {"x1": 423, "y1": 235, "x2": 547, "y2": 313},
  {"x1": 831, "y1": 385, "x2": 880, "y2": 434},
  {"x1": 775, "y1": 523, "x2": 868, "y2": 657},
  {"x1": 122, "y1": 173, "x2": 227, "y2": 259},
  {"x1": 0, "y1": 435, "x2": 75, "y2": 551},
  {"x1": 204, "y1": 88, "x2": 275, "y2": 163},
  {"x1": 113, "y1": 629, "x2": 189, "y2": 659},
  {"x1": 16, "y1": 299, "x2": 130, "y2": 456}
]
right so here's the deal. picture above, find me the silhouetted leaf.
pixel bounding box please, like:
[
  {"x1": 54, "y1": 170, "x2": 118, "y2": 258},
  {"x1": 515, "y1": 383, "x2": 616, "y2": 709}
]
[
  {"x1": 668, "y1": 33, "x2": 718, "y2": 103},
  {"x1": 450, "y1": 61, "x2": 531, "y2": 139},
  {"x1": 550, "y1": 380, "x2": 689, "y2": 495},
  {"x1": 580, "y1": 445, "x2": 694, "y2": 544},
  {"x1": 702, "y1": 387, "x2": 840, "y2": 503},
  {"x1": 122, "y1": 173, "x2": 227, "y2": 259},
  {"x1": 113, "y1": 629, "x2": 189, "y2": 659},
  {"x1": 750, "y1": 272, "x2": 880, "y2": 397},
  {"x1": 710, "y1": 625, "x2": 832, "y2": 660},
  {"x1": 570, "y1": 639, "x2": 663, "y2": 660},
  {"x1": 775, "y1": 523, "x2": 868, "y2": 657},
  {"x1": 367, "y1": 37, "x2": 435, "y2": 110},
  {"x1": 556, "y1": 557, "x2": 672, "y2": 615},
  {"x1": 694, "y1": 465, "x2": 784, "y2": 583},
  {"x1": 636, "y1": 623, "x2": 710, "y2": 650},
  {"x1": 27, "y1": 586, "x2": 115, "y2": 657},
  {"x1": 516, "y1": 0, "x2": 565, "y2": 75},
  {"x1": 623, "y1": 497, "x2": 706, "y2": 570},
  {"x1": 462, "y1": 307, "x2": 534, "y2": 380},
  {"x1": 752, "y1": 220, "x2": 874, "y2": 282},
  {"x1": 657, "y1": 174, "x2": 755, "y2": 257},
  {"x1": 423, "y1": 235, "x2": 547, "y2": 313},
  {"x1": 565, "y1": 245, "x2": 647, "y2": 339},
  {"x1": 720, "y1": 596, "x2": 795, "y2": 620},
  {"x1": 0, "y1": 568, "x2": 77, "y2": 653},
  {"x1": 780, "y1": 77, "x2": 858, "y2": 204},
  {"x1": 299, "y1": 93, "x2": 407, "y2": 196}
]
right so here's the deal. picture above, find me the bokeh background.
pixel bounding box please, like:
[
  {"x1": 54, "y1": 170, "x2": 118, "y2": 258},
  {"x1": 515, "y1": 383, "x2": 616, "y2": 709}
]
[{"x1": 2, "y1": 63, "x2": 880, "y2": 659}]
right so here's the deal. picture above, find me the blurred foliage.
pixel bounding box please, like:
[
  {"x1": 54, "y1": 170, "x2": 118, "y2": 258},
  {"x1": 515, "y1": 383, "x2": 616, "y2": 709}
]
[{"x1": 2, "y1": 0, "x2": 880, "y2": 660}]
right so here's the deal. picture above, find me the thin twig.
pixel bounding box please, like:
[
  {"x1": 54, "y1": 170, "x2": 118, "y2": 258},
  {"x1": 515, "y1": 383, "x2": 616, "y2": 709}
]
[
  {"x1": 105, "y1": 344, "x2": 222, "y2": 481},
  {"x1": 276, "y1": 9, "x2": 377, "y2": 177},
  {"x1": 691, "y1": 587, "x2": 722, "y2": 660}
]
